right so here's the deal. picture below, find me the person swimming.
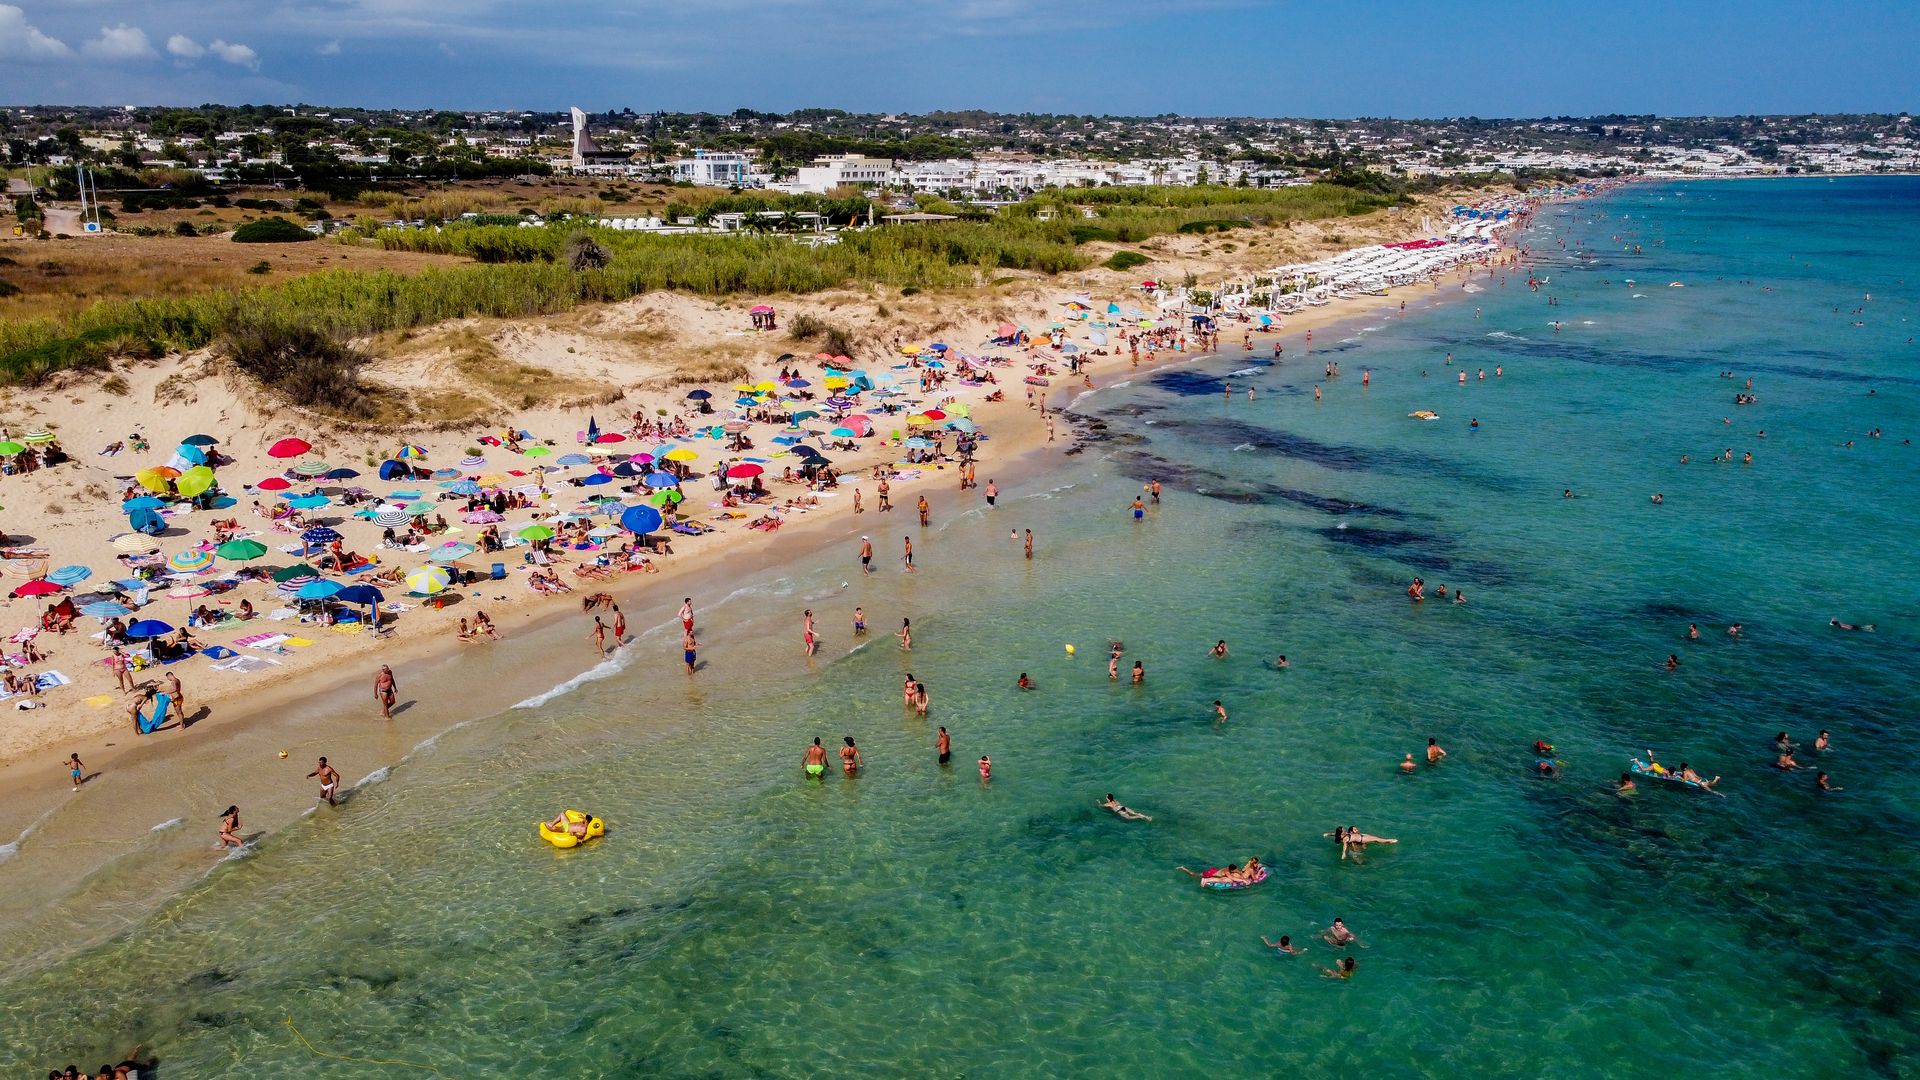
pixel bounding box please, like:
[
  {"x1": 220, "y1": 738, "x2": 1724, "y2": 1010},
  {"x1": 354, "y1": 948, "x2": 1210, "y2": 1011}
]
[{"x1": 1101, "y1": 794, "x2": 1152, "y2": 821}]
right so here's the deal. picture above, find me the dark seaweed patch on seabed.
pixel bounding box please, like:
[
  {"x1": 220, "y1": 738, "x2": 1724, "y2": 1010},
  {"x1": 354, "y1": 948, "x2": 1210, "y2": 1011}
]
[
  {"x1": 1159, "y1": 416, "x2": 1508, "y2": 489},
  {"x1": 1112, "y1": 450, "x2": 1404, "y2": 517},
  {"x1": 1447, "y1": 330, "x2": 1920, "y2": 388}
]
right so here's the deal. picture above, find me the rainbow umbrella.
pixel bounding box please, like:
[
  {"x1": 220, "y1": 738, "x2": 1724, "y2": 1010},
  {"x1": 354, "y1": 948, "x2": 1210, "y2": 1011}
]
[
  {"x1": 404, "y1": 565, "x2": 451, "y2": 595},
  {"x1": 395, "y1": 444, "x2": 428, "y2": 459},
  {"x1": 168, "y1": 548, "x2": 215, "y2": 573}
]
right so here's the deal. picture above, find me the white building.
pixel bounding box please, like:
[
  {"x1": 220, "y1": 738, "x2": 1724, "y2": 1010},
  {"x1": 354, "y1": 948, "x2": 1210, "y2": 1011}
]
[
  {"x1": 783, "y1": 154, "x2": 894, "y2": 194},
  {"x1": 671, "y1": 149, "x2": 756, "y2": 187}
]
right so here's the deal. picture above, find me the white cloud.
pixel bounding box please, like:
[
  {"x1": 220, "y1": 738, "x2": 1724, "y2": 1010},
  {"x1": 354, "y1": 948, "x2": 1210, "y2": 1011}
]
[
  {"x1": 82, "y1": 23, "x2": 157, "y2": 60},
  {"x1": 166, "y1": 33, "x2": 203, "y2": 59},
  {"x1": 207, "y1": 38, "x2": 257, "y2": 68},
  {"x1": 0, "y1": 4, "x2": 73, "y2": 60},
  {"x1": 316, "y1": 38, "x2": 340, "y2": 56}
]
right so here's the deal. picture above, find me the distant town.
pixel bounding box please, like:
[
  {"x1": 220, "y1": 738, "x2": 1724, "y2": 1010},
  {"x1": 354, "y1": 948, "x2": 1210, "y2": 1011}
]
[{"x1": 5, "y1": 105, "x2": 1916, "y2": 202}]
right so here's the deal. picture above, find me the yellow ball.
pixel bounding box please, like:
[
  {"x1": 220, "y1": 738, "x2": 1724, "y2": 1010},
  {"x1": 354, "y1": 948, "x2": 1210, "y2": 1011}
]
[
  {"x1": 1064, "y1": 644, "x2": 1075, "y2": 656},
  {"x1": 279, "y1": 751, "x2": 288, "y2": 759}
]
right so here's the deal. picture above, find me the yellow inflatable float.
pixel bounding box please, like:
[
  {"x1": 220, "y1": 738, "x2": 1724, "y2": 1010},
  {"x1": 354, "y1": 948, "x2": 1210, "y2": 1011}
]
[{"x1": 538, "y1": 809, "x2": 605, "y2": 849}]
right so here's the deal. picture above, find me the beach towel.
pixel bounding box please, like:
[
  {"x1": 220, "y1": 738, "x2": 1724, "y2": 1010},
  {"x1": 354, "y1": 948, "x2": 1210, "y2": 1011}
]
[
  {"x1": 284, "y1": 637, "x2": 315, "y2": 648},
  {"x1": 213, "y1": 655, "x2": 280, "y2": 673},
  {"x1": 0, "y1": 671, "x2": 71, "y2": 698},
  {"x1": 237, "y1": 633, "x2": 289, "y2": 649},
  {"x1": 84, "y1": 694, "x2": 114, "y2": 709},
  {"x1": 202, "y1": 645, "x2": 238, "y2": 661},
  {"x1": 134, "y1": 692, "x2": 172, "y2": 734}
]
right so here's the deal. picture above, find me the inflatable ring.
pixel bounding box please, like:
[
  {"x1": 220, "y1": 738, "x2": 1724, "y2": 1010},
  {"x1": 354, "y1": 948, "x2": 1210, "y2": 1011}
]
[
  {"x1": 1201, "y1": 865, "x2": 1270, "y2": 890},
  {"x1": 538, "y1": 809, "x2": 606, "y2": 849}
]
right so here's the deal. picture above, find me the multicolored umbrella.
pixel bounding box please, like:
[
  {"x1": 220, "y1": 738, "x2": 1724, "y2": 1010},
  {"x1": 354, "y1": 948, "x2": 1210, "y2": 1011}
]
[
  {"x1": 22, "y1": 430, "x2": 54, "y2": 444},
  {"x1": 395, "y1": 444, "x2": 428, "y2": 459},
  {"x1": 167, "y1": 548, "x2": 215, "y2": 573},
  {"x1": 404, "y1": 565, "x2": 451, "y2": 595},
  {"x1": 291, "y1": 458, "x2": 332, "y2": 477}
]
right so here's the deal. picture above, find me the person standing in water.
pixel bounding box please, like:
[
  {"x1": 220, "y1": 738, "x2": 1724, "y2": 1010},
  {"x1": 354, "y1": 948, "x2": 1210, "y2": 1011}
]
[
  {"x1": 1131, "y1": 496, "x2": 1146, "y2": 522},
  {"x1": 66, "y1": 753, "x2": 85, "y2": 791},
  {"x1": 1132, "y1": 661, "x2": 1145, "y2": 685},
  {"x1": 985, "y1": 479, "x2": 998, "y2": 507},
  {"x1": 840, "y1": 736, "x2": 862, "y2": 776},
  {"x1": 679, "y1": 598, "x2": 695, "y2": 634},
  {"x1": 902, "y1": 536, "x2": 915, "y2": 572},
  {"x1": 802, "y1": 609, "x2": 818, "y2": 657},
  {"x1": 852, "y1": 607, "x2": 867, "y2": 636},
  {"x1": 1024, "y1": 529, "x2": 1034, "y2": 560},
  {"x1": 611, "y1": 604, "x2": 626, "y2": 645},
  {"x1": 589, "y1": 617, "x2": 609, "y2": 659},
  {"x1": 936, "y1": 726, "x2": 951, "y2": 765},
  {"x1": 803, "y1": 738, "x2": 828, "y2": 780},
  {"x1": 373, "y1": 665, "x2": 397, "y2": 720},
  {"x1": 860, "y1": 535, "x2": 874, "y2": 575},
  {"x1": 917, "y1": 495, "x2": 930, "y2": 527},
  {"x1": 1426, "y1": 738, "x2": 1447, "y2": 765},
  {"x1": 682, "y1": 628, "x2": 698, "y2": 674},
  {"x1": 898, "y1": 618, "x2": 913, "y2": 651},
  {"x1": 307, "y1": 757, "x2": 340, "y2": 807}
]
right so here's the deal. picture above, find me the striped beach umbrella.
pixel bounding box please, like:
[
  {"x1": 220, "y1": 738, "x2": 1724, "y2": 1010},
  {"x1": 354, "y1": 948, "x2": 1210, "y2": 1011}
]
[
  {"x1": 111, "y1": 533, "x2": 161, "y2": 554},
  {"x1": 291, "y1": 458, "x2": 332, "y2": 477},
  {"x1": 47, "y1": 565, "x2": 92, "y2": 586},
  {"x1": 395, "y1": 444, "x2": 428, "y2": 459},
  {"x1": 459, "y1": 455, "x2": 486, "y2": 469},
  {"x1": 22, "y1": 430, "x2": 54, "y2": 444},
  {"x1": 168, "y1": 548, "x2": 215, "y2": 573},
  {"x1": 372, "y1": 508, "x2": 414, "y2": 529},
  {"x1": 427, "y1": 542, "x2": 475, "y2": 563},
  {"x1": 405, "y1": 565, "x2": 451, "y2": 595}
]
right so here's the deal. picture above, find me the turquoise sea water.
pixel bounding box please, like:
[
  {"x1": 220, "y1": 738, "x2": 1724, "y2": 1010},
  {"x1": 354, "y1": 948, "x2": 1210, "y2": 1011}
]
[{"x1": 4, "y1": 178, "x2": 1917, "y2": 1077}]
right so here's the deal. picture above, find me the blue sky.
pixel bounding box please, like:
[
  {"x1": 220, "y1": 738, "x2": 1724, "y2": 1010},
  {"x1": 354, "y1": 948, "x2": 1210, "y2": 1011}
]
[{"x1": 1, "y1": 0, "x2": 1914, "y2": 116}]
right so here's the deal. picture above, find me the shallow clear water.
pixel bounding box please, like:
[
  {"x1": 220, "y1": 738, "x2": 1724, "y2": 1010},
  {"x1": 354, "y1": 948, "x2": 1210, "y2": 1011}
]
[{"x1": 5, "y1": 178, "x2": 1918, "y2": 1077}]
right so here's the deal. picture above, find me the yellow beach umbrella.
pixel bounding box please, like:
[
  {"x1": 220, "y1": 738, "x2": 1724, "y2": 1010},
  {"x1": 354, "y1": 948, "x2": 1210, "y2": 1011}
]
[
  {"x1": 754, "y1": 380, "x2": 777, "y2": 393},
  {"x1": 907, "y1": 414, "x2": 934, "y2": 426},
  {"x1": 663, "y1": 448, "x2": 698, "y2": 463},
  {"x1": 900, "y1": 344, "x2": 922, "y2": 355},
  {"x1": 404, "y1": 565, "x2": 451, "y2": 595},
  {"x1": 823, "y1": 376, "x2": 849, "y2": 390},
  {"x1": 135, "y1": 466, "x2": 180, "y2": 492},
  {"x1": 174, "y1": 465, "x2": 216, "y2": 498}
]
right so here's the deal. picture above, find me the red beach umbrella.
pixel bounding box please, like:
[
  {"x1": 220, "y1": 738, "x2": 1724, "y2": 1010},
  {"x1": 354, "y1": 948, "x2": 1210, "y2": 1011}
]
[
  {"x1": 13, "y1": 579, "x2": 62, "y2": 597},
  {"x1": 256, "y1": 477, "x2": 292, "y2": 491},
  {"x1": 268, "y1": 438, "x2": 313, "y2": 459}
]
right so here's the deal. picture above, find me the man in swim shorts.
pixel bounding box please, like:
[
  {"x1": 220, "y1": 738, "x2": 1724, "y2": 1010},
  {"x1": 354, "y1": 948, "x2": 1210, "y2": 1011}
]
[
  {"x1": 682, "y1": 629, "x2": 698, "y2": 674},
  {"x1": 307, "y1": 757, "x2": 340, "y2": 807},
  {"x1": 936, "y1": 726, "x2": 950, "y2": 765},
  {"x1": 679, "y1": 598, "x2": 694, "y2": 633},
  {"x1": 985, "y1": 480, "x2": 997, "y2": 507},
  {"x1": 859, "y1": 536, "x2": 873, "y2": 575},
  {"x1": 373, "y1": 665, "x2": 396, "y2": 720},
  {"x1": 1131, "y1": 496, "x2": 1145, "y2": 521},
  {"x1": 803, "y1": 738, "x2": 828, "y2": 779}
]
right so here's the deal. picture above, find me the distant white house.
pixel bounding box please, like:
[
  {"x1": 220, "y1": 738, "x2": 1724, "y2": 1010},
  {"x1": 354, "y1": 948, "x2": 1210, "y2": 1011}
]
[
  {"x1": 782, "y1": 154, "x2": 894, "y2": 194},
  {"x1": 671, "y1": 149, "x2": 756, "y2": 187}
]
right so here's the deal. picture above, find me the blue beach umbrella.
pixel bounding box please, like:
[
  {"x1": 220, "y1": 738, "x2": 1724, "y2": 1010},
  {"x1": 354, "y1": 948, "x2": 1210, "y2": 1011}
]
[
  {"x1": 322, "y1": 468, "x2": 360, "y2": 480},
  {"x1": 47, "y1": 565, "x2": 92, "y2": 586},
  {"x1": 442, "y1": 480, "x2": 483, "y2": 496},
  {"x1": 685, "y1": 389, "x2": 712, "y2": 400},
  {"x1": 301, "y1": 526, "x2": 343, "y2": 545},
  {"x1": 173, "y1": 444, "x2": 207, "y2": 466},
  {"x1": 643, "y1": 472, "x2": 680, "y2": 488},
  {"x1": 297, "y1": 579, "x2": 343, "y2": 601},
  {"x1": 579, "y1": 473, "x2": 613, "y2": 487},
  {"x1": 121, "y1": 496, "x2": 165, "y2": 511},
  {"x1": 429, "y1": 468, "x2": 461, "y2": 480},
  {"x1": 620, "y1": 504, "x2": 664, "y2": 535},
  {"x1": 287, "y1": 494, "x2": 331, "y2": 510},
  {"x1": 556, "y1": 453, "x2": 592, "y2": 467},
  {"x1": 127, "y1": 508, "x2": 165, "y2": 535},
  {"x1": 334, "y1": 584, "x2": 385, "y2": 605},
  {"x1": 80, "y1": 600, "x2": 131, "y2": 618},
  {"x1": 126, "y1": 619, "x2": 174, "y2": 640}
]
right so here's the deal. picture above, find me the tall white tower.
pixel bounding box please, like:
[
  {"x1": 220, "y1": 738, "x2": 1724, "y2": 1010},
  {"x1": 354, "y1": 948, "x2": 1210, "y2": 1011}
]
[{"x1": 570, "y1": 107, "x2": 598, "y2": 168}]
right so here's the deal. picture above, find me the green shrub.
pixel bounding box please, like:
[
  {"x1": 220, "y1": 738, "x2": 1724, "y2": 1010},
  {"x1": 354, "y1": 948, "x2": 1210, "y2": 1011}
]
[
  {"x1": 1069, "y1": 224, "x2": 1115, "y2": 244},
  {"x1": 247, "y1": 260, "x2": 272, "y2": 275},
  {"x1": 174, "y1": 221, "x2": 198, "y2": 237},
  {"x1": 231, "y1": 217, "x2": 314, "y2": 244},
  {"x1": 221, "y1": 315, "x2": 375, "y2": 418},
  {"x1": 0, "y1": 278, "x2": 18, "y2": 298},
  {"x1": 1103, "y1": 251, "x2": 1150, "y2": 271}
]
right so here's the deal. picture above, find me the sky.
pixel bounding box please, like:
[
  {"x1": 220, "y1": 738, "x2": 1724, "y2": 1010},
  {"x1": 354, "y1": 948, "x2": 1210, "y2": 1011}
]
[{"x1": 0, "y1": 0, "x2": 1915, "y2": 117}]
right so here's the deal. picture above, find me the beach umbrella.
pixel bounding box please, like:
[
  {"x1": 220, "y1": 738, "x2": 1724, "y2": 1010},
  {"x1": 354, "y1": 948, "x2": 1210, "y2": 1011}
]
[
  {"x1": 111, "y1": 532, "x2": 160, "y2": 554},
  {"x1": 595, "y1": 433, "x2": 626, "y2": 444},
  {"x1": 13, "y1": 579, "x2": 62, "y2": 597},
  {"x1": 22, "y1": 430, "x2": 54, "y2": 444},
  {"x1": 301, "y1": 526, "x2": 343, "y2": 545},
  {"x1": 845, "y1": 415, "x2": 874, "y2": 434},
  {"x1": 173, "y1": 444, "x2": 207, "y2": 466},
  {"x1": 522, "y1": 446, "x2": 551, "y2": 458},
  {"x1": 792, "y1": 410, "x2": 821, "y2": 422},
  {"x1": 721, "y1": 420, "x2": 752, "y2": 435},
  {"x1": 372, "y1": 508, "x2": 414, "y2": 529},
  {"x1": 620, "y1": 505, "x2": 664, "y2": 535},
  {"x1": 404, "y1": 566, "x2": 451, "y2": 595},
  {"x1": 904, "y1": 437, "x2": 932, "y2": 450},
  {"x1": 125, "y1": 619, "x2": 174, "y2": 640},
  {"x1": 122, "y1": 496, "x2": 166, "y2": 512},
  {"x1": 787, "y1": 378, "x2": 811, "y2": 389},
  {"x1": 174, "y1": 466, "x2": 216, "y2": 499},
  {"x1": 461, "y1": 509, "x2": 503, "y2": 524},
  {"x1": 588, "y1": 524, "x2": 625, "y2": 539},
  {"x1": 726, "y1": 463, "x2": 764, "y2": 479},
  {"x1": 272, "y1": 563, "x2": 321, "y2": 583},
  {"x1": 642, "y1": 471, "x2": 680, "y2": 489},
  {"x1": 459, "y1": 455, "x2": 486, "y2": 469},
  {"x1": 517, "y1": 525, "x2": 555, "y2": 542},
  {"x1": 441, "y1": 479, "x2": 482, "y2": 496},
  {"x1": 922, "y1": 409, "x2": 947, "y2": 421},
  {"x1": 794, "y1": 448, "x2": 830, "y2": 464},
  {"x1": 0, "y1": 442, "x2": 22, "y2": 457},
  {"x1": 81, "y1": 600, "x2": 131, "y2": 618},
  {"x1": 256, "y1": 477, "x2": 292, "y2": 491},
  {"x1": 949, "y1": 418, "x2": 978, "y2": 433},
  {"x1": 287, "y1": 495, "x2": 331, "y2": 511},
  {"x1": 556, "y1": 453, "x2": 592, "y2": 467},
  {"x1": 297, "y1": 579, "x2": 343, "y2": 601},
  {"x1": 907, "y1": 414, "x2": 934, "y2": 426},
  {"x1": 427, "y1": 542, "x2": 475, "y2": 563},
  {"x1": 829, "y1": 427, "x2": 856, "y2": 438},
  {"x1": 579, "y1": 473, "x2": 613, "y2": 486},
  {"x1": 995, "y1": 322, "x2": 1017, "y2": 337},
  {"x1": 686, "y1": 389, "x2": 712, "y2": 400},
  {"x1": 322, "y1": 468, "x2": 361, "y2": 481},
  {"x1": 648, "y1": 489, "x2": 684, "y2": 508},
  {"x1": 48, "y1": 565, "x2": 92, "y2": 586},
  {"x1": 291, "y1": 458, "x2": 331, "y2": 477},
  {"x1": 135, "y1": 467, "x2": 180, "y2": 492},
  {"x1": 406, "y1": 502, "x2": 437, "y2": 517},
  {"x1": 395, "y1": 444, "x2": 428, "y2": 459},
  {"x1": 127, "y1": 508, "x2": 166, "y2": 535},
  {"x1": 734, "y1": 396, "x2": 759, "y2": 407},
  {"x1": 335, "y1": 584, "x2": 385, "y2": 606},
  {"x1": 610, "y1": 461, "x2": 643, "y2": 478},
  {"x1": 215, "y1": 539, "x2": 268, "y2": 562},
  {"x1": 168, "y1": 549, "x2": 215, "y2": 573},
  {"x1": 183, "y1": 434, "x2": 218, "y2": 447},
  {"x1": 429, "y1": 468, "x2": 461, "y2": 480},
  {"x1": 268, "y1": 438, "x2": 312, "y2": 459},
  {"x1": 663, "y1": 449, "x2": 697, "y2": 463}
]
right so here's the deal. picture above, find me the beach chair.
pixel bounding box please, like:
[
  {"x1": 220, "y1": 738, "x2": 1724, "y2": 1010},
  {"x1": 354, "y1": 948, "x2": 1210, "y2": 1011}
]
[{"x1": 491, "y1": 562, "x2": 506, "y2": 580}]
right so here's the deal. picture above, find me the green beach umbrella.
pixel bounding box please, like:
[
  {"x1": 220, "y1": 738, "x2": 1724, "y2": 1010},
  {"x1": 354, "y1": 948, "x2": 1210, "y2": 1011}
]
[
  {"x1": 215, "y1": 538, "x2": 269, "y2": 561},
  {"x1": 517, "y1": 525, "x2": 555, "y2": 542},
  {"x1": 272, "y1": 563, "x2": 321, "y2": 582},
  {"x1": 522, "y1": 446, "x2": 551, "y2": 457},
  {"x1": 0, "y1": 442, "x2": 24, "y2": 457},
  {"x1": 648, "y1": 489, "x2": 684, "y2": 507},
  {"x1": 174, "y1": 465, "x2": 216, "y2": 498}
]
